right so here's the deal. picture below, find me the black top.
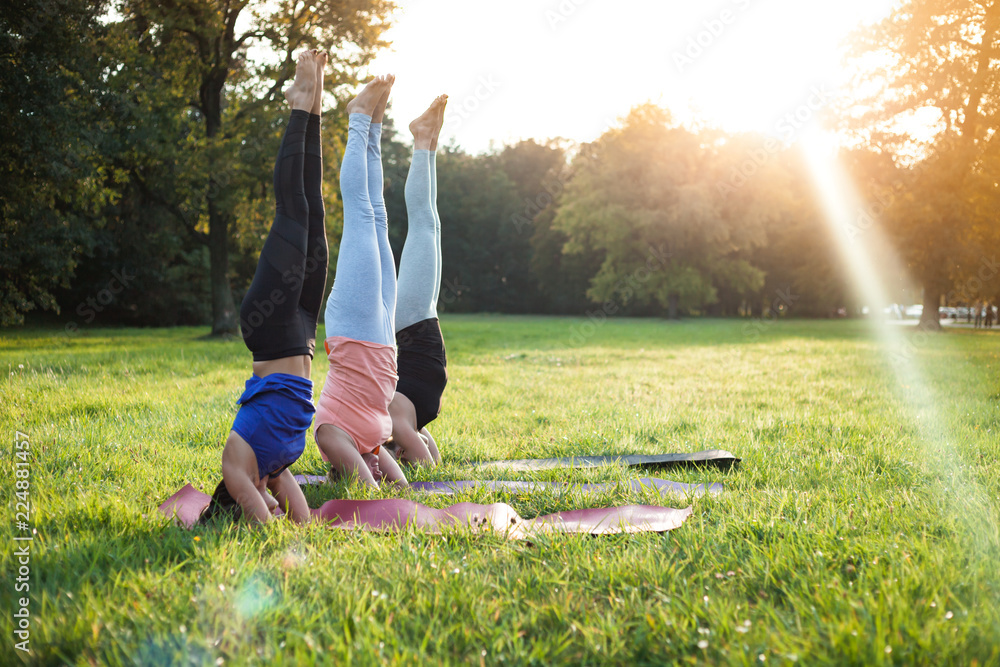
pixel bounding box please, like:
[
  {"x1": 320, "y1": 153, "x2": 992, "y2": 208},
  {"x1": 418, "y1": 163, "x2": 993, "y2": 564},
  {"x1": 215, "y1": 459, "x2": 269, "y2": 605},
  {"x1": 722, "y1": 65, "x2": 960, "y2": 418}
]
[{"x1": 395, "y1": 317, "x2": 448, "y2": 430}]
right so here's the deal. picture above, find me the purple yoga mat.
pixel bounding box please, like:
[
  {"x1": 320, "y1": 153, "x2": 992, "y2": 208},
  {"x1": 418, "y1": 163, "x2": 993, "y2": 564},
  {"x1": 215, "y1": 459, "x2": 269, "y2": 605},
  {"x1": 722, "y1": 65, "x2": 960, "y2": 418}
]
[
  {"x1": 158, "y1": 484, "x2": 693, "y2": 537},
  {"x1": 293, "y1": 475, "x2": 722, "y2": 497},
  {"x1": 406, "y1": 478, "x2": 721, "y2": 496}
]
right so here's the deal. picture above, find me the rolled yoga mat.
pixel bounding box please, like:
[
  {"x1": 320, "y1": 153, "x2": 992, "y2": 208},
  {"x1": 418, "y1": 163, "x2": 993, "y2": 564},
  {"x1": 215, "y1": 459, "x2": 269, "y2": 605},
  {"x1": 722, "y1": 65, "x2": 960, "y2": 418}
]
[
  {"x1": 158, "y1": 484, "x2": 693, "y2": 537},
  {"x1": 471, "y1": 449, "x2": 740, "y2": 472}
]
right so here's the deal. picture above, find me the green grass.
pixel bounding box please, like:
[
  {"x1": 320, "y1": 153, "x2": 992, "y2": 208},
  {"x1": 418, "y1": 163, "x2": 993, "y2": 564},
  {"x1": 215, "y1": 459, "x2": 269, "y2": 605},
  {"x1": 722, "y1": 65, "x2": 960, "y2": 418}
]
[{"x1": 2, "y1": 315, "x2": 999, "y2": 665}]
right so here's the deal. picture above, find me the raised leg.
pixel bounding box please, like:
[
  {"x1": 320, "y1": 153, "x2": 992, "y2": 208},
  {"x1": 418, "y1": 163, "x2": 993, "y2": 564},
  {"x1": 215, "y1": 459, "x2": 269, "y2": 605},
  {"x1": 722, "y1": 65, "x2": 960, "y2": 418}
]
[
  {"x1": 240, "y1": 51, "x2": 316, "y2": 362},
  {"x1": 225, "y1": 52, "x2": 320, "y2": 525},
  {"x1": 323, "y1": 112, "x2": 384, "y2": 342},
  {"x1": 324, "y1": 76, "x2": 395, "y2": 346},
  {"x1": 396, "y1": 150, "x2": 438, "y2": 330},
  {"x1": 430, "y1": 96, "x2": 444, "y2": 305},
  {"x1": 429, "y1": 151, "x2": 443, "y2": 306},
  {"x1": 396, "y1": 95, "x2": 448, "y2": 331},
  {"x1": 367, "y1": 120, "x2": 398, "y2": 344},
  {"x1": 298, "y1": 52, "x2": 330, "y2": 354}
]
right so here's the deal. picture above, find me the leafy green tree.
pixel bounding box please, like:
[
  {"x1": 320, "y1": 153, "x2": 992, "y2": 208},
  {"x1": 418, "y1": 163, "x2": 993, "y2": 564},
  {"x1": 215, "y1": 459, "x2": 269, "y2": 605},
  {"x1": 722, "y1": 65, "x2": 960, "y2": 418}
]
[
  {"x1": 433, "y1": 149, "x2": 521, "y2": 312},
  {"x1": 51, "y1": 13, "x2": 217, "y2": 329},
  {"x1": 761, "y1": 201, "x2": 852, "y2": 317},
  {"x1": 710, "y1": 133, "x2": 798, "y2": 316},
  {"x1": 116, "y1": 0, "x2": 395, "y2": 335},
  {"x1": 530, "y1": 204, "x2": 603, "y2": 314},
  {"x1": 0, "y1": 0, "x2": 114, "y2": 325},
  {"x1": 846, "y1": 0, "x2": 1000, "y2": 329},
  {"x1": 717, "y1": 142, "x2": 852, "y2": 318},
  {"x1": 494, "y1": 140, "x2": 568, "y2": 312},
  {"x1": 552, "y1": 105, "x2": 768, "y2": 318},
  {"x1": 525, "y1": 144, "x2": 610, "y2": 314}
]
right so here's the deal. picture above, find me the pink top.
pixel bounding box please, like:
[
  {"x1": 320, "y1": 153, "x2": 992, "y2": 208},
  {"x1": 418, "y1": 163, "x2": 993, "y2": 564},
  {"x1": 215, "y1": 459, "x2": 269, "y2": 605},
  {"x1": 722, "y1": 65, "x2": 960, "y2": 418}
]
[{"x1": 314, "y1": 336, "x2": 397, "y2": 456}]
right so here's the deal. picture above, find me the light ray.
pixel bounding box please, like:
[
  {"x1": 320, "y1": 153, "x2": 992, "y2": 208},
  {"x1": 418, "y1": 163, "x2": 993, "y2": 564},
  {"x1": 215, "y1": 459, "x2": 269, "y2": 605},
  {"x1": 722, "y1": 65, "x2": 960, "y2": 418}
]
[{"x1": 800, "y1": 130, "x2": 999, "y2": 550}]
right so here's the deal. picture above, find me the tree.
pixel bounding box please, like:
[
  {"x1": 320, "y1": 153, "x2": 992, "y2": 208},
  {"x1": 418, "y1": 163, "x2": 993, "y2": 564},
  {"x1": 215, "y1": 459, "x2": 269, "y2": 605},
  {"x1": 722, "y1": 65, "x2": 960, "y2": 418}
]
[
  {"x1": 710, "y1": 133, "x2": 807, "y2": 317},
  {"x1": 117, "y1": 0, "x2": 395, "y2": 335},
  {"x1": 433, "y1": 149, "x2": 521, "y2": 312},
  {"x1": 845, "y1": 0, "x2": 1000, "y2": 329},
  {"x1": 552, "y1": 105, "x2": 768, "y2": 319},
  {"x1": 495, "y1": 140, "x2": 568, "y2": 312},
  {"x1": 530, "y1": 204, "x2": 604, "y2": 315},
  {"x1": 717, "y1": 141, "x2": 852, "y2": 318},
  {"x1": 525, "y1": 142, "x2": 619, "y2": 314},
  {"x1": 0, "y1": 0, "x2": 114, "y2": 325}
]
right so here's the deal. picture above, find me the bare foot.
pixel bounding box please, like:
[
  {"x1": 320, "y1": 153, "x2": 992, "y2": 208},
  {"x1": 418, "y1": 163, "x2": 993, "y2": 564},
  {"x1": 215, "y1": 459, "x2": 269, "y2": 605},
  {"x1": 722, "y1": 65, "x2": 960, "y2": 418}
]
[
  {"x1": 371, "y1": 74, "x2": 395, "y2": 124},
  {"x1": 430, "y1": 94, "x2": 448, "y2": 151},
  {"x1": 284, "y1": 50, "x2": 317, "y2": 111},
  {"x1": 345, "y1": 75, "x2": 393, "y2": 118},
  {"x1": 311, "y1": 51, "x2": 328, "y2": 115},
  {"x1": 410, "y1": 95, "x2": 448, "y2": 150}
]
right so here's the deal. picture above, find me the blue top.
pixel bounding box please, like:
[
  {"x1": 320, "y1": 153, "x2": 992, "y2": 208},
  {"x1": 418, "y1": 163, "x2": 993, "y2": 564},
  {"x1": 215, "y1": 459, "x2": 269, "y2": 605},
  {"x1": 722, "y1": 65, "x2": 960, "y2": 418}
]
[{"x1": 231, "y1": 373, "x2": 315, "y2": 479}]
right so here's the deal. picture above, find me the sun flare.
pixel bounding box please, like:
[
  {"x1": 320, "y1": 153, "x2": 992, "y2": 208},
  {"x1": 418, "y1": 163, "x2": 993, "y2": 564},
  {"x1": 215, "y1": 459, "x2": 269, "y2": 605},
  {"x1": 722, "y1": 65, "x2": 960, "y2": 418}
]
[{"x1": 370, "y1": 0, "x2": 901, "y2": 152}]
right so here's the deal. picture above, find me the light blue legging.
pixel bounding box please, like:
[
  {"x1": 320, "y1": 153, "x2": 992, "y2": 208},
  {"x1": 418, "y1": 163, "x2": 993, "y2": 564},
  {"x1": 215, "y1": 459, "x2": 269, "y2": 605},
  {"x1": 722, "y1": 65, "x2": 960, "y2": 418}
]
[
  {"x1": 396, "y1": 150, "x2": 442, "y2": 332},
  {"x1": 324, "y1": 114, "x2": 396, "y2": 345}
]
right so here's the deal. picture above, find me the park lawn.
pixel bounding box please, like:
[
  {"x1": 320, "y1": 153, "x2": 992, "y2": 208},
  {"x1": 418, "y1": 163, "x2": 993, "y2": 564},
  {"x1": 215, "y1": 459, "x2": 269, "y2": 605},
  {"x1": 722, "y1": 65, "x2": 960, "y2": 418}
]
[{"x1": 1, "y1": 315, "x2": 999, "y2": 665}]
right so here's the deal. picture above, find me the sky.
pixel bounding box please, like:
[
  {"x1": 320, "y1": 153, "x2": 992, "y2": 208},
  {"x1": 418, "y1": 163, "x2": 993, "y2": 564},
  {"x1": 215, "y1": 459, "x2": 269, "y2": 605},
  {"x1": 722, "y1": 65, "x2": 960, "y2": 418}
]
[{"x1": 367, "y1": 0, "x2": 901, "y2": 153}]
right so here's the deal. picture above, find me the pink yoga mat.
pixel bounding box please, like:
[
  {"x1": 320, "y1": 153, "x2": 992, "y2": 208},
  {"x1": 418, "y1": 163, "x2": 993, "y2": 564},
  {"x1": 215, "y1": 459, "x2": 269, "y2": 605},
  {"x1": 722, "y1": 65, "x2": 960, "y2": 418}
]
[
  {"x1": 293, "y1": 475, "x2": 722, "y2": 497},
  {"x1": 159, "y1": 484, "x2": 692, "y2": 537}
]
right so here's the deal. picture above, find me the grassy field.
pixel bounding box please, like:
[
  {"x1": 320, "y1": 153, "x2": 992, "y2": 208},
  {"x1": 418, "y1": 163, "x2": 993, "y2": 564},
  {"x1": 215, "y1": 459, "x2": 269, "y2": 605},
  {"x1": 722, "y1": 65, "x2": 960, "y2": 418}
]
[{"x1": 1, "y1": 315, "x2": 999, "y2": 665}]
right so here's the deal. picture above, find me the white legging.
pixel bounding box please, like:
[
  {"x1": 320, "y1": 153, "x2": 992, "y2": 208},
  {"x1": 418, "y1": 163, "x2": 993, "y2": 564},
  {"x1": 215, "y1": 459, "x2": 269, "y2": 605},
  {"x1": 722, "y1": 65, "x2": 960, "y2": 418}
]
[
  {"x1": 323, "y1": 114, "x2": 397, "y2": 345},
  {"x1": 396, "y1": 149, "x2": 442, "y2": 331}
]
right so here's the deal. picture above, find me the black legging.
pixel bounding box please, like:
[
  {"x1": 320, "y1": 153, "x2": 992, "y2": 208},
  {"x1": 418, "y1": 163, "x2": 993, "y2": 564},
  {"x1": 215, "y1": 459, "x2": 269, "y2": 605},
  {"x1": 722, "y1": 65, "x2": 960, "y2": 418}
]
[{"x1": 240, "y1": 109, "x2": 328, "y2": 360}]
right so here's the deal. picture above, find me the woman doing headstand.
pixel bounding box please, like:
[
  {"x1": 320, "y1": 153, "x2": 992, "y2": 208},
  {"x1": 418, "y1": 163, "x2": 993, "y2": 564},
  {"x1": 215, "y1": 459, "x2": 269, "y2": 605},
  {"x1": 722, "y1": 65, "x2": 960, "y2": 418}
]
[
  {"x1": 313, "y1": 75, "x2": 409, "y2": 487},
  {"x1": 386, "y1": 96, "x2": 450, "y2": 466},
  {"x1": 209, "y1": 51, "x2": 328, "y2": 523}
]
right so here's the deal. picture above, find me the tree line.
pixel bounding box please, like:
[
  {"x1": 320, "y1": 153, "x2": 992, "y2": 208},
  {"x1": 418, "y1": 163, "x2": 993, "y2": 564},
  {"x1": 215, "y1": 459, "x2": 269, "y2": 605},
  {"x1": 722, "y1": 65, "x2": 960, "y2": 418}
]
[{"x1": 2, "y1": 0, "x2": 997, "y2": 332}]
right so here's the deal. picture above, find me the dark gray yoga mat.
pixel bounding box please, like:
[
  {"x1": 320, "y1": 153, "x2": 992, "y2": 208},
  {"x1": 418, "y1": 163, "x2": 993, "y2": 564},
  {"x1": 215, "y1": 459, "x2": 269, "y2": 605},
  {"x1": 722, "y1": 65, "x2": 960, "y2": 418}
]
[{"x1": 471, "y1": 449, "x2": 740, "y2": 472}]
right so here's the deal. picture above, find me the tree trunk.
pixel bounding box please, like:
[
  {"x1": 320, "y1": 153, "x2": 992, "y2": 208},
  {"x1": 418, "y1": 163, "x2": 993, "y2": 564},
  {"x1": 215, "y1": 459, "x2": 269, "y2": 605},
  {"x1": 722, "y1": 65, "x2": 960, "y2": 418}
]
[
  {"x1": 667, "y1": 293, "x2": 679, "y2": 320},
  {"x1": 203, "y1": 66, "x2": 238, "y2": 336},
  {"x1": 208, "y1": 192, "x2": 239, "y2": 336},
  {"x1": 919, "y1": 285, "x2": 943, "y2": 331}
]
